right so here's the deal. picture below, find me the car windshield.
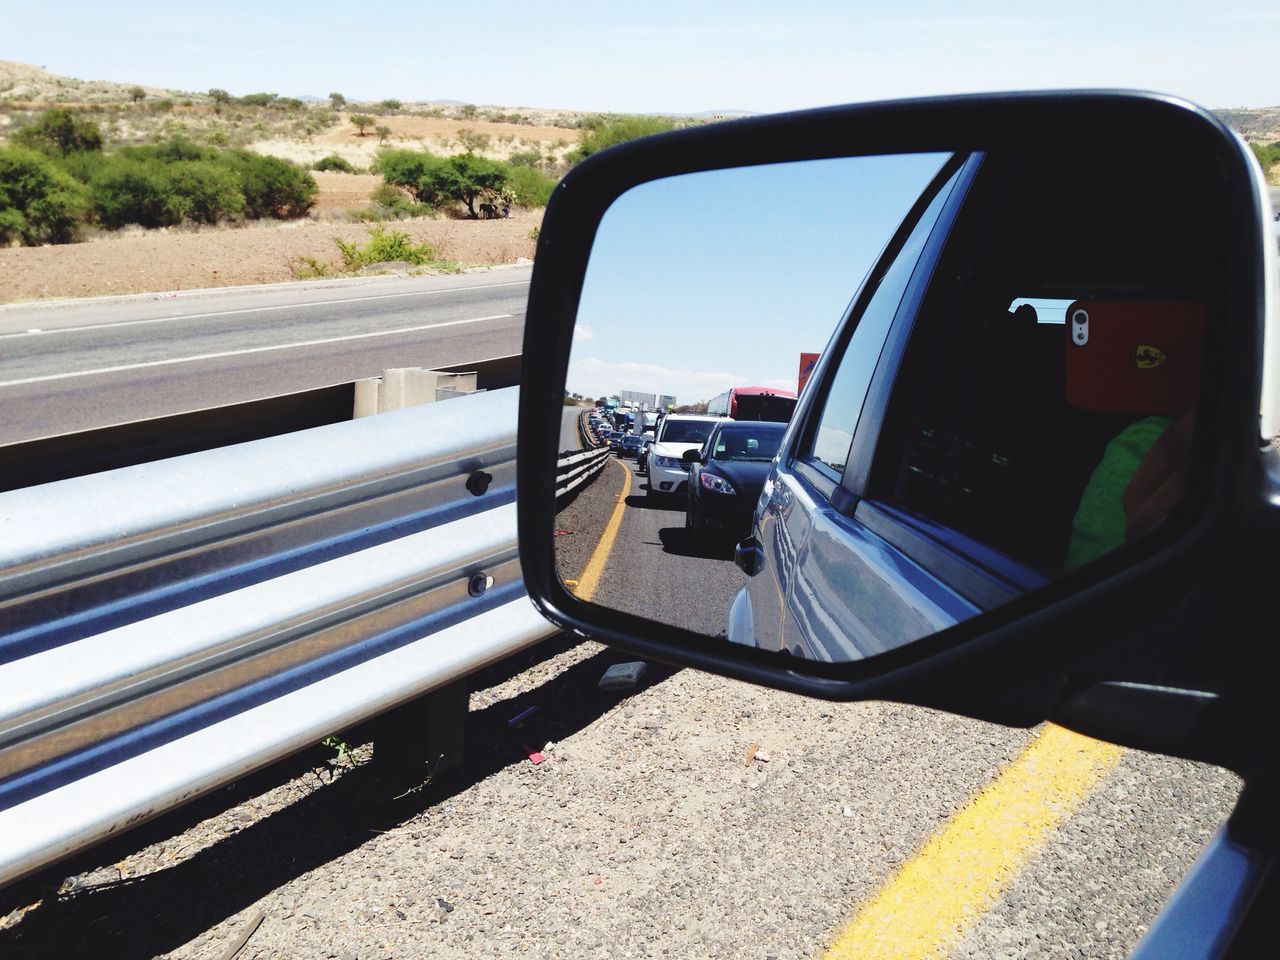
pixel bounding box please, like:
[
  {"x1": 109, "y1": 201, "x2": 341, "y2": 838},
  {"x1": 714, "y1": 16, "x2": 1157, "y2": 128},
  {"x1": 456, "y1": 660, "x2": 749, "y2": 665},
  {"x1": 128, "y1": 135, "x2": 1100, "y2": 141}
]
[
  {"x1": 710, "y1": 425, "x2": 785, "y2": 461},
  {"x1": 660, "y1": 420, "x2": 716, "y2": 444}
]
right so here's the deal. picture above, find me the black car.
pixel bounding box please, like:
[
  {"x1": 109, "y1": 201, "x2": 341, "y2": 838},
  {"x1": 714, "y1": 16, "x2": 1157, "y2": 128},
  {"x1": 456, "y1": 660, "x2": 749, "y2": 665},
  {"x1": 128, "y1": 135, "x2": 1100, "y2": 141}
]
[
  {"x1": 683, "y1": 421, "x2": 786, "y2": 542},
  {"x1": 617, "y1": 433, "x2": 644, "y2": 458}
]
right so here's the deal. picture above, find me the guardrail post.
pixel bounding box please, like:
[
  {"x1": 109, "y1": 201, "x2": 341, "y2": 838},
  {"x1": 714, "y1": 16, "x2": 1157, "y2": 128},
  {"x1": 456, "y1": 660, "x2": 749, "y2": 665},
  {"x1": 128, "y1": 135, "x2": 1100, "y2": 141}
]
[
  {"x1": 369, "y1": 680, "x2": 469, "y2": 788},
  {"x1": 354, "y1": 369, "x2": 484, "y2": 418}
]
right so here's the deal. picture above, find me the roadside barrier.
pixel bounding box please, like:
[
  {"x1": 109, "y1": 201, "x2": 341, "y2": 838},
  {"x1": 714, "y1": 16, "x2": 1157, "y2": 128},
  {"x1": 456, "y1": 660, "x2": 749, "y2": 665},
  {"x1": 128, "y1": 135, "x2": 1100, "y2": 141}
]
[
  {"x1": 555, "y1": 410, "x2": 611, "y2": 500},
  {"x1": 0, "y1": 387, "x2": 557, "y2": 888}
]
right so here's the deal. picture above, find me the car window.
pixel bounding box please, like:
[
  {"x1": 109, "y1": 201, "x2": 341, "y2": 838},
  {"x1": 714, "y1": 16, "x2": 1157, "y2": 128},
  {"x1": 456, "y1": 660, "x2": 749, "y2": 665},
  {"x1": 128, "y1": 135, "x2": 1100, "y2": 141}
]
[
  {"x1": 711, "y1": 427, "x2": 784, "y2": 461},
  {"x1": 660, "y1": 420, "x2": 716, "y2": 444},
  {"x1": 871, "y1": 150, "x2": 1212, "y2": 576},
  {"x1": 805, "y1": 167, "x2": 962, "y2": 478}
]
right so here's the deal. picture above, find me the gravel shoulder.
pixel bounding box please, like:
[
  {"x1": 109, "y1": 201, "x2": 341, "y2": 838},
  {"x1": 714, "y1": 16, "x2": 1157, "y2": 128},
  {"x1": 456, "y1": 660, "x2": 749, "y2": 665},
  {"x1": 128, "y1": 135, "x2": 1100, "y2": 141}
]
[{"x1": 0, "y1": 632, "x2": 1239, "y2": 960}]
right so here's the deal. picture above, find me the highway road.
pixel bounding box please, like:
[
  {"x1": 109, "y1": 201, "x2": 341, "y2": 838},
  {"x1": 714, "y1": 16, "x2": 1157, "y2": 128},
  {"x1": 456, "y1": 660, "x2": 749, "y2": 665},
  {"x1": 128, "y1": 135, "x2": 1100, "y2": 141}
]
[
  {"x1": 0, "y1": 267, "x2": 531, "y2": 446},
  {"x1": 555, "y1": 443, "x2": 744, "y2": 636}
]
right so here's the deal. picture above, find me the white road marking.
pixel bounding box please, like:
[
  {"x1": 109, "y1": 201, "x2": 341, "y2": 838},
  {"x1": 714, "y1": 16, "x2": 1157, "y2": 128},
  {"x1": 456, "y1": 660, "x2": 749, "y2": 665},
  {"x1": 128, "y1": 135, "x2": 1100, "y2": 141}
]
[
  {"x1": 0, "y1": 314, "x2": 516, "y2": 387},
  {"x1": 0, "y1": 279, "x2": 531, "y2": 340}
]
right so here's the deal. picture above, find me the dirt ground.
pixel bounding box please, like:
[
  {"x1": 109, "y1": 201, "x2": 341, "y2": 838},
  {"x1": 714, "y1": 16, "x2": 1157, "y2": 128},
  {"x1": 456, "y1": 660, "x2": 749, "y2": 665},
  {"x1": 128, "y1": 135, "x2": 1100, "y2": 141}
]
[
  {"x1": 310, "y1": 172, "x2": 385, "y2": 213},
  {"x1": 0, "y1": 208, "x2": 540, "y2": 303}
]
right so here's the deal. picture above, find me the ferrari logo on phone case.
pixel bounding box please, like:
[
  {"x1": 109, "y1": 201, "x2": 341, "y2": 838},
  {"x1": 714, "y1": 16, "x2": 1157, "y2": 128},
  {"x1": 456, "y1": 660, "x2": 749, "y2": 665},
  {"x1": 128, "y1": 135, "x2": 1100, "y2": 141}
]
[{"x1": 1135, "y1": 345, "x2": 1167, "y2": 369}]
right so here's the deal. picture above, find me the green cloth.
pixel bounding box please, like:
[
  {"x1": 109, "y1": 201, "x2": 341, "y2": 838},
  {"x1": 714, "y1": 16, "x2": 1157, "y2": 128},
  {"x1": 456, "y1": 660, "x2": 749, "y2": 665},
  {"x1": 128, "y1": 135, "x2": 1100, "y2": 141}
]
[{"x1": 1064, "y1": 416, "x2": 1172, "y2": 571}]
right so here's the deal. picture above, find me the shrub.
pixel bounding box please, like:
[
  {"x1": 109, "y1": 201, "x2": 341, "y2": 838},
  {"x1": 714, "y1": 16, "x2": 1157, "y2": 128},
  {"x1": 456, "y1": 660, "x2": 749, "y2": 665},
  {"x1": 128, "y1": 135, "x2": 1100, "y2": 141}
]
[
  {"x1": 239, "y1": 92, "x2": 277, "y2": 107},
  {"x1": 375, "y1": 125, "x2": 391, "y2": 145},
  {"x1": 209, "y1": 88, "x2": 232, "y2": 107},
  {"x1": 313, "y1": 153, "x2": 357, "y2": 173},
  {"x1": 0, "y1": 146, "x2": 91, "y2": 244},
  {"x1": 348, "y1": 181, "x2": 438, "y2": 220},
  {"x1": 568, "y1": 116, "x2": 676, "y2": 163},
  {"x1": 1250, "y1": 141, "x2": 1280, "y2": 172},
  {"x1": 456, "y1": 128, "x2": 491, "y2": 153},
  {"x1": 91, "y1": 158, "x2": 177, "y2": 228},
  {"x1": 145, "y1": 136, "x2": 216, "y2": 163},
  {"x1": 291, "y1": 255, "x2": 331, "y2": 278},
  {"x1": 507, "y1": 149, "x2": 545, "y2": 168},
  {"x1": 506, "y1": 163, "x2": 556, "y2": 207},
  {"x1": 218, "y1": 150, "x2": 317, "y2": 218},
  {"x1": 378, "y1": 99, "x2": 402, "y2": 113},
  {"x1": 334, "y1": 225, "x2": 444, "y2": 268},
  {"x1": 152, "y1": 98, "x2": 175, "y2": 113},
  {"x1": 163, "y1": 161, "x2": 244, "y2": 224},
  {"x1": 13, "y1": 109, "x2": 104, "y2": 156}
]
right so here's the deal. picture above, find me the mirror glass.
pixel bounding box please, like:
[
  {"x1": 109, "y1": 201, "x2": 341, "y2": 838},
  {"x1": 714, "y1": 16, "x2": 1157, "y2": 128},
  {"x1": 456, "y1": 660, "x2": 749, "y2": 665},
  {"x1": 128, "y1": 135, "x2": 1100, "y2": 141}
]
[{"x1": 552, "y1": 146, "x2": 1212, "y2": 662}]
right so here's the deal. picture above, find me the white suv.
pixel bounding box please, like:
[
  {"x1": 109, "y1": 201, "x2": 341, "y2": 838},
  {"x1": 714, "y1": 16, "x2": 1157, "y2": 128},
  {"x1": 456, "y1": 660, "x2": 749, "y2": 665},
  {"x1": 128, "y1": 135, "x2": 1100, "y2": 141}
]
[{"x1": 646, "y1": 415, "x2": 724, "y2": 501}]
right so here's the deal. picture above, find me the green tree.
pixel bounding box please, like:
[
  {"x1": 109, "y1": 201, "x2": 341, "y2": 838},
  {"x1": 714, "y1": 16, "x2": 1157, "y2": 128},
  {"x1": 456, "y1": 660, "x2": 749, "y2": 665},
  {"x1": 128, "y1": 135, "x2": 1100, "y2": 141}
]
[
  {"x1": 375, "y1": 124, "x2": 392, "y2": 145},
  {"x1": 350, "y1": 114, "x2": 374, "y2": 136},
  {"x1": 208, "y1": 88, "x2": 232, "y2": 106},
  {"x1": 330, "y1": 92, "x2": 347, "y2": 110},
  {"x1": 129, "y1": 86, "x2": 146, "y2": 104},
  {"x1": 0, "y1": 146, "x2": 91, "y2": 244},
  {"x1": 417, "y1": 154, "x2": 510, "y2": 218},
  {"x1": 239, "y1": 92, "x2": 278, "y2": 107},
  {"x1": 13, "y1": 109, "x2": 104, "y2": 157},
  {"x1": 568, "y1": 116, "x2": 676, "y2": 163},
  {"x1": 218, "y1": 150, "x2": 317, "y2": 218},
  {"x1": 378, "y1": 99, "x2": 402, "y2": 113},
  {"x1": 376, "y1": 148, "x2": 439, "y2": 198}
]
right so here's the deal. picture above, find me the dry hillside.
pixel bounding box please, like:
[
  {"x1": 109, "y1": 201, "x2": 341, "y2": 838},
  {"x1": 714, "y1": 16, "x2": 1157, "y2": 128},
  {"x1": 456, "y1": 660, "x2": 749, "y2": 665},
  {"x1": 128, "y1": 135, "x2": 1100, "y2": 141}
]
[{"x1": 0, "y1": 60, "x2": 589, "y2": 166}]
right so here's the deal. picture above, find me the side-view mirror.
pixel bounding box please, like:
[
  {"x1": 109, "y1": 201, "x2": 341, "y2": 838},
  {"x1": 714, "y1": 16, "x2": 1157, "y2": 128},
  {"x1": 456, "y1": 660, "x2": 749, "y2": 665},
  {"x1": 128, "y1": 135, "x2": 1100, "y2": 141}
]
[{"x1": 518, "y1": 91, "x2": 1279, "y2": 771}]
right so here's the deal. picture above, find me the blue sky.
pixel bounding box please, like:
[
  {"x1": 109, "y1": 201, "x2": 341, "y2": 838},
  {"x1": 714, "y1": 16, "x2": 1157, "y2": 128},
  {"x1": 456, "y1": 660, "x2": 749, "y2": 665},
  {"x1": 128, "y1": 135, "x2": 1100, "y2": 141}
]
[
  {"x1": 569, "y1": 154, "x2": 950, "y2": 403},
  {"x1": 2, "y1": 2, "x2": 1277, "y2": 113}
]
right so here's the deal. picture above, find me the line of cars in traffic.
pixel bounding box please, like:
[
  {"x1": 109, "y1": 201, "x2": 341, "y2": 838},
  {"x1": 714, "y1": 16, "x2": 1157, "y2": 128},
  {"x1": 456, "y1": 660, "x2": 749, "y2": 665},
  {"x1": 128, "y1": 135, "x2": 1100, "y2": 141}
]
[{"x1": 590, "y1": 410, "x2": 788, "y2": 549}]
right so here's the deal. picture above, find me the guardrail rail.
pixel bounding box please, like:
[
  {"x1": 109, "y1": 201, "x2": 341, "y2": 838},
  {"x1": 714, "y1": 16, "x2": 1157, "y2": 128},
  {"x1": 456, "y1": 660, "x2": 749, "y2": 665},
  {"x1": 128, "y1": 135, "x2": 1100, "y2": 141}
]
[
  {"x1": 554, "y1": 410, "x2": 610, "y2": 500},
  {"x1": 0, "y1": 386, "x2": 556, "y2": 888}
]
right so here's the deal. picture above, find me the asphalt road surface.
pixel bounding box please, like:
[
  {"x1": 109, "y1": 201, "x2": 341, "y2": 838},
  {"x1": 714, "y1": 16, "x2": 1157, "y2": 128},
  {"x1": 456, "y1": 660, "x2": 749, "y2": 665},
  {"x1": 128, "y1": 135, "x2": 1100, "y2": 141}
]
[
  {"x1": 0, "y1": 267, "x2": 530, "y2": 445},
  {"x1": 556, "y1": 448, "x2": 745, "y2": 637}
]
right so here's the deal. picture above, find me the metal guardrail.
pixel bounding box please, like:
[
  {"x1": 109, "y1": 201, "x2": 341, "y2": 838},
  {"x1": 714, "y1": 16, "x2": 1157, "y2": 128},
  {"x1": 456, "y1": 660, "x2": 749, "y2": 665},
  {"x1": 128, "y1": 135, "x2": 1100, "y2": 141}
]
[
  {"x1": 555, "y1": 411, "x2": 610, "y2": 499},
  {"x1": 0, "y1": 386, "x2": 557, "y2": 888}
]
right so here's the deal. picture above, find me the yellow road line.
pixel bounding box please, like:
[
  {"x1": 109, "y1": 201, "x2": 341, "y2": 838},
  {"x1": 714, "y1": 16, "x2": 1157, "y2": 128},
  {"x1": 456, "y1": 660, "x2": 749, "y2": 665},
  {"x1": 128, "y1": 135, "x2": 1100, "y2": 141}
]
[
  {"x1": 572, "y1": 458, "x2": 632, "y2": 602},
  {"x1": 823, "y1": 724, "x2": 1123, "y2": 960}
]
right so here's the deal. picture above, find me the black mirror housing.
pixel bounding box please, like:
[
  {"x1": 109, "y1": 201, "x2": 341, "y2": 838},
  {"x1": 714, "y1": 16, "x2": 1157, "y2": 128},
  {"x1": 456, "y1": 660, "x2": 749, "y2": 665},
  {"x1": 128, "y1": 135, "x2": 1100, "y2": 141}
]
[{"x1": 517, "y1": 90, "x2": 1280, "y2": 772}]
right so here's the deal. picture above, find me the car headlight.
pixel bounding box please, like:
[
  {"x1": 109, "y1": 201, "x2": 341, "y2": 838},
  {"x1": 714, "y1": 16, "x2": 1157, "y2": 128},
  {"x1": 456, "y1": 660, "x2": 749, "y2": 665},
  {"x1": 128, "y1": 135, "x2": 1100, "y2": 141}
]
[
  {"x1": 653, "y1": 455, "x2": 683, "y2": 469},
  {"x1": 699, "y1": 472, "x2": 737, "y2": 495}
]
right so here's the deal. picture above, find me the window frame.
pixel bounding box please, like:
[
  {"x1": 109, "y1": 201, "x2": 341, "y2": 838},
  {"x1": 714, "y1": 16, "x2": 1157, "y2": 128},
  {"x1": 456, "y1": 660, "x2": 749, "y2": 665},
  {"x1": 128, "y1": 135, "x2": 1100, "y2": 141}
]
[{"x1": 785, "y1": 154, "x2": 977, "y2": 506}]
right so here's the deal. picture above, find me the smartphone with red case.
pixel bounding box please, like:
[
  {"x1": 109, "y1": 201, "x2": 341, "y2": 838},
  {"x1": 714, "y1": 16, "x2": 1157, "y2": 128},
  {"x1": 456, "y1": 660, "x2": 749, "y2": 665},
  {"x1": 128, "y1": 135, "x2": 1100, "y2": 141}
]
[{"x1": 1064, "y1": 300, "x2": 1204, "y2": 415}]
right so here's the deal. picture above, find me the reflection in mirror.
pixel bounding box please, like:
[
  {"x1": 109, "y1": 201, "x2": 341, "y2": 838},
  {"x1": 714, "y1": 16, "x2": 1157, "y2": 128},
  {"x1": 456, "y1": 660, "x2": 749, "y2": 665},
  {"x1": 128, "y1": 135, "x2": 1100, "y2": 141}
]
[{"x1": 552, "y1": 147, "x2": 1212, "y2": 663}]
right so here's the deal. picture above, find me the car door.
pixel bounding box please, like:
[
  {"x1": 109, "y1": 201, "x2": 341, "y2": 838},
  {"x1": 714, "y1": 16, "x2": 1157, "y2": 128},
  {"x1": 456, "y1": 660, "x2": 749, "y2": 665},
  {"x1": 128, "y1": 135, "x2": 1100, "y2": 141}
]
[{"x1": 741, "y1": 156, "x2": 985, "y2": 658}]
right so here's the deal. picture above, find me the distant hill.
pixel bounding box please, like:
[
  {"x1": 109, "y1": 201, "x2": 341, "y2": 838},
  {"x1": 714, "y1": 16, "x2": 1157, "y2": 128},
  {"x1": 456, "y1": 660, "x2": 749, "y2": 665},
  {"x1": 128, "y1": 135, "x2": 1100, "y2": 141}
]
[
  {"x1": 1214, "y1": 106, "x2": 1280, "y2": 143},
  {"x1": 3, "y1": 61, "x2": 1277, "y2": 143},
  {"x1": 0, "y1": 60, "x2": 192, "y2": 104}
]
